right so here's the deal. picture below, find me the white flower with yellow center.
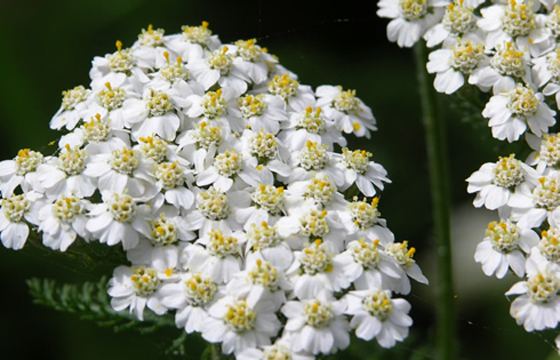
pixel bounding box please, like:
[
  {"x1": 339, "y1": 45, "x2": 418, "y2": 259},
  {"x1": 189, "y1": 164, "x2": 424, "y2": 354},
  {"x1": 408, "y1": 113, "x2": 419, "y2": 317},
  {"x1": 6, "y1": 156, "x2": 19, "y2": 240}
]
[
  {"x1": 235, "y1": 184, "x2": 286, "y2": 231},
  {"x1": 345, "y1": 288, "x2": 412, "y2": 348},
  {"x1": 245, "y1": 221, "x2": 294, "y2": 270},
  {"x1": 510, "y1": 175, "x2": 560, "y2": 229},
  {"x1": 423, "y1": 0, "x2": 480, "y2": 47},
  {"x1": 279, "y1": 106, "x2": 346, "y2": 152},
  {"x1": 474, "y1": 219, "x2": 538, "y2": 278},
  {"x1": 338, "y1": 147, "x2": 391, "y2": 197},
  {"x1": 158, "y1": 270, "x2": 221, "y2": 333},
  {"x1": 281, "y1": 290, "x2": 350, "y2": 355},
  {"x1": 231, "y1": 38, "x2": 277, "y2": 85},
  {"x1": 477, "y1": 0, "x2": 553, "y2": 57},
  {"x1": 189, "y1": 45, "x2": 251, "y2": 97},
  {"x1": 0, "y1": 191, "x2": 42, "y2": 250},
  {"x1": 532, "y1": 49, "x2": 560, "y2": 110},
  {"x1": 84, "y1": 146, "x2": 156, "y2": 199},
  {"x1": 236, "y1": 336, "x2": 315, "y2": 360},
  {"x1": 265, "y1": 73, "x2": 316, "y2": 112},
  {"x1": 164, "y1": 21, "x2": 220, "y2": 62},
  {"x1": 238, "y1": 93, "x2": 287, "y2": 135},
  {"x1": 0, "y1": 148, "x2": 44, "y2": 197},
  {"x1": 196, "y1": 148, "x2": 250, "y2": 192},
  {"x1": 130, "y1": 24, "x2": 173, "y2": 70},
  {"x1": 154, "y1": 161, "x2": 194, "y2": 211},
  {"x1": 50, "y1": 85, "x2": 92, "y2": 130},
  {"x1": 287, "y1": 239, "x2": 350, "y2": 299},
  {"x1": 466, "y1": 154, "x2": 539, "y2": 210},
  {"x1": 506, "y1": 258, "x2": 560, "y2": 331},
  {"x1": 385, "y1": 241, "x2": 429, "y2": 293},
  {"x1": 37, "y1": 145, "x2": 96, "y2": 199},
  {"x1": 316, "y1": 85, "x2": 377, "y2": 139},
  {"x1": 108, "y1": 265, "x2": 168, "y2": 321},
  {"x1": 86, "y1": 192, "x2": 150, "y2": 250},
  {"x1": 38, "y1": 194, "x2": 91, "y2": 252},
  {"x1": 377, "y1": 0, "x2": 448, "y2": 48},
  {"x1": 427, "y1": 36, "x2": 487, "y2": 94},
  {"x1": 202, "y1": 294, "x2": 282, "y2": 356},
  {"x1": 482, "y1": 82, "x2": 555, "y2": 142},
  {"x1": 337, "y1": 197, "x2": 395, "y2": 246}
]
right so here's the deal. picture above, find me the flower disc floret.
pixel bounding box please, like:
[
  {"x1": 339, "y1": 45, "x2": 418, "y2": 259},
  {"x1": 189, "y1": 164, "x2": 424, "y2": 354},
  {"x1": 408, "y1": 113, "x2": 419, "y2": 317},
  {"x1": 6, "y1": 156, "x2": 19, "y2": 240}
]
[
  {"x1": 137, "y1": 24, "x2": 165, "y2": 47},
  {"x1": 485, "y1": 220, "x2": 520, "y2": 252},
  {"x1": 59, "y1": 146, "x2": 87, "y2": 176},
  {"x1": 108, "y1": 193, "x2": 137, "y2": 223},
  {"x1": 385, "y1": 241, "x2": 417, "y2": 267},
  {"x1": 249, "y1": 130, "x2": 278, "y2": 163},
  {"x1": 502, "y1": 0, "x2": 536, "y2": 38},
  {"x1": 349, "y1": 197, "x2": 381, "y2": 231},
  {"x1": 442, "y1": 2, "x2": 476, "y2": 34},
  {"x1": 61, "y1": 85, "x2": 90, "y2": 111},
  {"x1": 83, "y1": 114, "x2": 110, "y2": 143},
  {"x1": 197, "y1": 187, "x2": 229, "y2": 220},
  {"x1": 192, "y1": 122, "x2": 223, "y2": 150},
  {"x1": 239, "y1": 94, "x2": 267, "y2": 118},
  {"x1": 181, "y1": 21, "x2": 212, "y2": 46},
  {"x1": 109, "y1": 41, "x2": 135, "y2": 74},
  {"x1": 15, "y1": 149, "x2": 43, "y2": 176},
  {"x1": 130, "y1": 266, "x2": 160, "y2": 296},
  {"x1": 333, "y1": 88, "x2": 361, "y2": 114},
  {"x1": 251, "y1": 184, "x2": 284, "y2": 215},
  {"x1": 138, "y1": 136, "x2": 168, "y2": 163},
  {"x1": 306, "y1": 175, "x2": 337, "y2": 205},
  {"x1": 155, "y1": 161, "x2": 185, "y2": 188},
  {"x1": 451, "y1": 39, "x2": 485, "y2": 74},
  {"x1": 298, "y1": 141, "x2": 329, "y2": 170},
  {"x1": 224, "y1": 300, "x2": 256, "y2": 332},
  {"x1": 342, "y1": 148, "x2": 371, "y2": 174},
  {"x1": 149, "y1": 215, "x2": 178, "y2": 246},
  {"x1": 350, "y1": 238, "x2": 381, "y2": 270},
  {"x1": 398, "y1": 0, "x2": 429, "y2": 20},
  {"x1": 490, "y1": 43, "x2": 526, "y2": 78},
  {"x1": 362, "y1": 290, "x2": 394, "y2": 321},
  {"x1": 206, "y1": 228, "x2": 240, "y2": 258},
  {"x1": 52, "y1": 195, "x2": 85, "y2": 223},
  {"x1": 261, "y1": 344, "x2": 292, "y2": 360},
  {"x1": 303, "y1": 298, "x2": 334, "y2": 328},
  {"x1": 214, "y1": 149, "x2": 241, "y2": 177},
  {"x1": 297, "y1": 107, "x2": 325, "y2": 134},
  {"x1": 234, "y1": 39, "x2": 263, "y2": 62},
  {"x1": 206, "y1": 47, "x2": 233, "y2": 75},
  {"x1": 184, "y1": 272, "x2": 217, "y2": 306},
  {"x1": 2, "y1": 194, "x2": 30, "y2": 223},
  {"x1": 268, "y1": 74, "x2": 299, "y2": 100},
  {"x1": 247, "y1": 221, "x2": 281, "y2": 250},
  {"x1": 247, "y1": 259, "x2": 280, "y2": 290},
  {"x1": 97, "y1": 83, "x2": 127, "y2": 111},
  {"x1": 527, "y1": 271, "x2": 560, "y2": 303},
  {"x1": 160, "y1": 53, "x2": 189, "y2": 82},
  {"x1": 201, "y1": 89, "x2": 228, "y2": 119},
  {"x1": 110, "y1": 147, "x2": 139, "y2": 175},
  {"x1": 300, "y1": 240, "x2": 333, "y2": 275},
  {"x1": 533, "y1": 177, "x2": 560, "y2": 210},
  {"x1": 539, "y1": 229, "x2": 560, "y2": 262},
  {"x1": 492, "y1": 154, "x2": 524, "y2": 189},
  {"x1": 508, "y1": 85, "x2": 538, "y2": 118},
  {"x1": 540, "y1": 134, "x2": 560, "y2": 168},
  {"x1": 300, "y1": 210, "x2": 330, "y2": 238},
  {"x1": 146, "y1": 89, "x2": 172, "y2": 117}
]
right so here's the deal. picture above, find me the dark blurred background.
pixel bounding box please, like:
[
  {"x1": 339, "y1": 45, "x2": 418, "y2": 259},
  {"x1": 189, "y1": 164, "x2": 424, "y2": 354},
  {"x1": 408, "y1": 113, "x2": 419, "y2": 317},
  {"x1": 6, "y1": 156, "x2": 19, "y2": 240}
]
[{"x1": 0, "y1": 1, "x2": 558, "y2": 359}]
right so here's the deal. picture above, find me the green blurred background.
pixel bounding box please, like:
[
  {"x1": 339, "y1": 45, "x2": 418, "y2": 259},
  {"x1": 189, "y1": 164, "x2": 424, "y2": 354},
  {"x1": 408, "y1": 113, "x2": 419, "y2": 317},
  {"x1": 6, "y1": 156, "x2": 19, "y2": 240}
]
[{"x1": 0, "y1": 1, "x2": 558, "y2": 359}]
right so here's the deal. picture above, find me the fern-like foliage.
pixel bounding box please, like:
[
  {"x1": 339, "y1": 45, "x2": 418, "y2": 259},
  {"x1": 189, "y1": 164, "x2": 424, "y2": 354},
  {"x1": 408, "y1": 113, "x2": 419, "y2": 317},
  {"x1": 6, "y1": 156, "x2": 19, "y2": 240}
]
[{"x1": 26, "y1": 276, "x2": 190, "y2": 357}]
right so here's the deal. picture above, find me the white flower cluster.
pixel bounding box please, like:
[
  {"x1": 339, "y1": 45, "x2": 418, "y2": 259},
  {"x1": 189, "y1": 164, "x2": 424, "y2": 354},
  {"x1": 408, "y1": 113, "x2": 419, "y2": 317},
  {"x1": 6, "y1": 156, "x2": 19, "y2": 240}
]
[
  {"x1": 377, "y1": 0, "x2": 560, "y2": 352},
  {"x1": 0, "y1": 23, "x2": 428, "y2": 358}
]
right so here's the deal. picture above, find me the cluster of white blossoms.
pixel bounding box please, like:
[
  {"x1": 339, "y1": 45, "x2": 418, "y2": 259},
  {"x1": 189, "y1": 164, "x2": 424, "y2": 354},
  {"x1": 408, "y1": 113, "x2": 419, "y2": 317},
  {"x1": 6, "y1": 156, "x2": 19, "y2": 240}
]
[
  {"x1": 0, "y1": 23, "x2": 428, "y2": 358},
  {"x1": 378, "y1": 0, "x2": 560, "y2": 352}
]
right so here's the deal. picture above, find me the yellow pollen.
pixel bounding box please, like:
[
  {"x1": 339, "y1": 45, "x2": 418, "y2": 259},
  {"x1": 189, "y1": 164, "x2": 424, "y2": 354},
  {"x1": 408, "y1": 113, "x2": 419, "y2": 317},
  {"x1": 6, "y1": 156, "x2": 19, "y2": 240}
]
[
  {"x1": 116, "y1": 40, "x2": 123, "y2": 53},
  {"x1": 165, "y1": 268, "x2": 173, "y2": 277},
  {"x1": 163, "y1": 51, "x2": 170, "y2": 63},
  {"x1": 353, "y1": 123, "x2": 361, "y2": 131},
  {"x1": 314, "y1": 238, "x2": 323, "y2": 246},
  {"x1": 256, "y1": 259, "x2": 262, "y2": 267},
  {"x1": 202, "y1": 21, "x2": 209, "y2": 28},
  {"x1": 95, "y1": 113, "x2": 101, "y2": 121}
]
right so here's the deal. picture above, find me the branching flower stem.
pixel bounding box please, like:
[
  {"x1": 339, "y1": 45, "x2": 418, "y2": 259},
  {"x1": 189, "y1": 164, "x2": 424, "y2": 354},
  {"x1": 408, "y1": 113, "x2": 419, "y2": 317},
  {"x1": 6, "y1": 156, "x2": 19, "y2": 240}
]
[{"x1": 414, "y1": 40, "x2": 456, "y2": 360}]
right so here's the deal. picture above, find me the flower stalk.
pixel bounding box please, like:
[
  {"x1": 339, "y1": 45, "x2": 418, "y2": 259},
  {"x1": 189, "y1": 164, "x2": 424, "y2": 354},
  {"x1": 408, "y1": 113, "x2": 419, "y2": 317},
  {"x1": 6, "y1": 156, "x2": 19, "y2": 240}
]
[{"x1": 414, "y1": 40, "x2": 456, "y2": 360}]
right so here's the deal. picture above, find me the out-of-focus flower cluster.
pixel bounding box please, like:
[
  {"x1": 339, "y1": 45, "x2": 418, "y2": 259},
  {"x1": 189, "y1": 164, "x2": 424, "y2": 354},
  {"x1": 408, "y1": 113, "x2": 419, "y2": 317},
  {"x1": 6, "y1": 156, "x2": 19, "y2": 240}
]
[
  {"x1": 378, "y1": 0, "x2": 560, "y2": 352},
  {"x1": 0, "y1": 22, "x2": 428, "y2": 358}
]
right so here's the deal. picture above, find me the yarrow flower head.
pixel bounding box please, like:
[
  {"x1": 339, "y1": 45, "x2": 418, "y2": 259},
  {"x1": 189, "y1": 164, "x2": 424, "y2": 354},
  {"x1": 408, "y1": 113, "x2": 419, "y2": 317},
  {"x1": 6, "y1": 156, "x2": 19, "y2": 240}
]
[{"x1": 0, "y1": 22, "x2": 429, "y2": 360}]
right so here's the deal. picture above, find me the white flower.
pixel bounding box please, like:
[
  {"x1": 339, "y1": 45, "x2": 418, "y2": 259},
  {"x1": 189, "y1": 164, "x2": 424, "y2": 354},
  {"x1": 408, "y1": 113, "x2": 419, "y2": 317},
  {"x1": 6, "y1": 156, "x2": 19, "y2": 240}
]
[
  {"x1": 0, "y1": 149, "x2": 44, "y2": 198},
  {"x1": 474, "y1": 219, "x2": 538, "y2": 278},
  {"x1": 506, "y1": 257, "x2": 560, "y2": 331},
  {"x1": 377, "y1": 0, "x2": 448, "y2": 48},
  {"x1": 281, "y1": 290, "x2": 350, "y2": 355},
  {"x1": 108, "y1": 265, "x2": 168, "y2": 321},
  {"x1": 236, "y1": 336, "x2": 315, "y2": 360},
  {"x1": 338, "y1": 148, "x2": 391, "y2": 197},
  {"x1": 337, "y1": 197, "x2": 395, "y2": 246},
  {"x1": 466, "y1": 154, "x2": 539, "y2": 210},
  {"x1": 264, "y1": 73, "x2": 316, "y2": 113},
  {"x1": 345, "y1": 288, "x2": 412, "y2": 348},
  {"x1": 238, "y1": 93, "x2": 287, "y2": 135},
  {"x1": 202, "y1": 293, "x2": 282, "y2": 355},
  {"x1": 481, "y1": 82, "x2": 555, "y2": 142},
  {"x1": 423, "y1": 0, "x2": 480, "y2": 47},
  {"x1": 50, "y1": 85, "x2": 92, "y2": 130},
  {"x1": 0, "y1": 192, "x2": 42, "y2": 250}
]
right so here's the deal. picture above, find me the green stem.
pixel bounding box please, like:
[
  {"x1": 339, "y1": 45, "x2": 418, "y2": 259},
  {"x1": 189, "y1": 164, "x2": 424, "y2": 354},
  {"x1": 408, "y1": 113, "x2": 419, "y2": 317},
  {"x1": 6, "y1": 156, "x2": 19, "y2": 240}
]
[{"x1": 414, "y1": 41, "x2": 456, "y2": 360}]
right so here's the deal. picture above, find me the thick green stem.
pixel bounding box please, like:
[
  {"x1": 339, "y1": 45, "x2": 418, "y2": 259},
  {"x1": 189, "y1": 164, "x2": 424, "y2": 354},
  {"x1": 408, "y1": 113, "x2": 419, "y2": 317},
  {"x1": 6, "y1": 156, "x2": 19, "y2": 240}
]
[{"x1": 414, "y1": 41, "x2": 456, "y2": 360}]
